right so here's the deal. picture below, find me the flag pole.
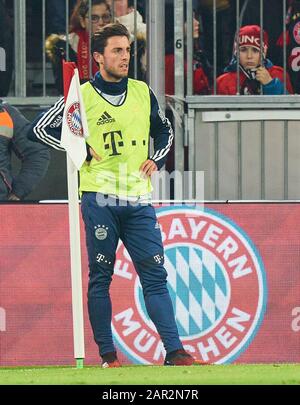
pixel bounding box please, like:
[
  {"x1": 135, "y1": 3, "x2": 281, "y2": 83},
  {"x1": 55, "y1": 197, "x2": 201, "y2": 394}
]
[
  {"x1": 62, "y1": 61, "x2": 86, "y2": 368},
  {"x1": 66, "y1": 154, "x2": 85, "y2": 368}
]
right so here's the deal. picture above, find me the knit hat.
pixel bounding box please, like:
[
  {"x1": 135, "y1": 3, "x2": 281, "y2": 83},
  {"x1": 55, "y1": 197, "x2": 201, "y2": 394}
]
[{"x1": 236, "y1": 25, "x2": 269, "y2": 56}]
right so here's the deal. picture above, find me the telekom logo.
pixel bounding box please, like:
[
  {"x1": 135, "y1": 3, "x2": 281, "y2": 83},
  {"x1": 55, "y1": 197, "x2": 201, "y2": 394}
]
[
  {"x1": 0, "y1": 307, "x2": 6, "y2": 332},
  {"x1": 0, "y1": 47, "x2": 6, "y2": 72}
]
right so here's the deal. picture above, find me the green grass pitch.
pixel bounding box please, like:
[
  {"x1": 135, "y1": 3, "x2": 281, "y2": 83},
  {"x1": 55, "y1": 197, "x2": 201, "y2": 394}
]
[{"x1": 0, "y1": 364, "x2": 299, "y2": 385}]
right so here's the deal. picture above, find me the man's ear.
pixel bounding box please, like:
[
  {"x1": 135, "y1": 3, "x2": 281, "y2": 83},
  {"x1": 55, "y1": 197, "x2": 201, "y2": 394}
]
[{"x1": 93, "y1": 52, "x2": 103, "y2": 65}]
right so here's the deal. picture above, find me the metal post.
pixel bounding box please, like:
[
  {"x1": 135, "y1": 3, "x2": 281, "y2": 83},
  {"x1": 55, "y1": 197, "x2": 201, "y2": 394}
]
[
  {"x1": 214, "y1": 123, "x2": 219, "y2": 199},
  {"x1": 236, "y1": 0, "x2": 240, "y2": 95},
  {"x1": 14, "y1": 0, "x2": 27, "y2": 97},
  {"x1": 284, "y1": 121, "x2": 288, "y2": 199},
  {"x1": 237, "y1": 121, "x2": 242, "y2": 199},
  {"x1": 261, "y1": 121, "x2": 265, "y2": 199},
  {"x1": 260, "y1": 0, "x2": 263, "y2": 94},
  {"x1": 66, "y1": 0, "x2": 70, "y2": 61},
  {"x1": 42, "y1": 0, "x2": 46, "y2": 96},
  {"x1": 146, "y1": 0, "x2": 165, "y2": 111},
  {"x1": 283, "y1": 0, "x2": 287, "y2": 93},
  {"x1": 187, "y1": 108, "x2": 195, "y2": 197},
  {"x1": 146, "y1": 0, "x2": 165, "y2": 181},
  {"x1": 88, "y1": 0, "x2": 92, "y2": 78},
  {"x1": 134, "y1": 0, "x2": 138, "y2": 79},
  {"x1": 213, "y1": 0, "x2": 217, "y2": 94},
  {"x1": 111, "y1": 0, "x2": 115, "y2": 21},
  {"x1": 173, "y1": 0, "x2": 184, "y2": 199},
  {"x1": 186, "y1": 0, "x2": 193, "y2": 96}
]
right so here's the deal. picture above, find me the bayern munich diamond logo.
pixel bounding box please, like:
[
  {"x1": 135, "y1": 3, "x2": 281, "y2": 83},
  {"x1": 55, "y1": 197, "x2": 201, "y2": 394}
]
[
  {"x1": 66, "y1": 102, "x2": 83, "y2": 137},
  {"x1": 111, "y1": 206, "x2": 267, "y2": 365}
]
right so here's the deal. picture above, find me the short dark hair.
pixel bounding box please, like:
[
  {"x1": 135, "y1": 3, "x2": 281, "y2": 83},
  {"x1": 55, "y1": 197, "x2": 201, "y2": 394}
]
[{"x1": 91, "y1": 23, "x2": 131, "y2": 54}]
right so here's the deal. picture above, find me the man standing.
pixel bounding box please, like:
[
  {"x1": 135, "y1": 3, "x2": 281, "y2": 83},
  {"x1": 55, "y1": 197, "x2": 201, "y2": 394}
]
[{"x1": 28, "y1": 23, "x2": 195, "y2": 367}]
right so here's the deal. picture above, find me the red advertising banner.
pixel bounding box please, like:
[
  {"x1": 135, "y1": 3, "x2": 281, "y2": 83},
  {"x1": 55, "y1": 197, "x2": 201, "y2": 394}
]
[{"x1": 0, "y1": 203, "x2": 299, "y2": 366}]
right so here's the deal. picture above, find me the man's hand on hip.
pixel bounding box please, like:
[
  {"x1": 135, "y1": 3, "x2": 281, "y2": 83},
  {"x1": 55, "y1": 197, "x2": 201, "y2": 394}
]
[
  {"x1": 86, "y1": 147, "x2": 101, "y2": 165},
  {"x1": 140, "y1": 159, "x2": 158, "y2": 178}
]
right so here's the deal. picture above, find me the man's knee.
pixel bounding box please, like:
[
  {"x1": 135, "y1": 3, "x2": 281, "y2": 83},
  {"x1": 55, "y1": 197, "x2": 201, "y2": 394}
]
[
  {"x1": 88, "y1": 261, "x2": 114, "y2": 298},
  {"x1": 134, "y1": 255, "x2": 168, "y2": 296}
]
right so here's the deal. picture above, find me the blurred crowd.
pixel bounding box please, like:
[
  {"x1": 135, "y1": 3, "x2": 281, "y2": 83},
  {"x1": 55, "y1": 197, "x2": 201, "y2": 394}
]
[{"x1": 1, "y1": 0, "x2": 300, "y2": 97}]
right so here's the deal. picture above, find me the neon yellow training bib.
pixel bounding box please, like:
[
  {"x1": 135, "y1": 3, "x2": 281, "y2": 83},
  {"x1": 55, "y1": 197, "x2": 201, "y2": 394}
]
[{"x1": 79, "y1": 79, "x2": 151, "y2": 197}]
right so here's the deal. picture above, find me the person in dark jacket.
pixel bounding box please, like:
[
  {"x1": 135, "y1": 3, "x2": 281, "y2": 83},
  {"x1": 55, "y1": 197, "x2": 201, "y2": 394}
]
[
  {"x1": 0, "y1": 0, "x2": 13, "y2": 96},
  {"x1": 217, "y1": 25, "x2": 294, "y2": 95},
  {"x1": 0, "y1": 101, "x2": 50, "y2": 200}
]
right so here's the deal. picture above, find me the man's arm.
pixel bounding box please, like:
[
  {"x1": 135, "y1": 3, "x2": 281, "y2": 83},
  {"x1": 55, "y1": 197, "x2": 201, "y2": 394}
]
[
  {"x1": 28, "y1": 97, "x2": 98, "y2": 166},
  {"x1": 148, "y1": 88, "x2": 174, "y2": 170},
  {"x1": 3, "y1": 103, "x2": 51, "y2": 199},
  {"x1": 27, "y1": 97, "x2": 65, "y2": 150}
]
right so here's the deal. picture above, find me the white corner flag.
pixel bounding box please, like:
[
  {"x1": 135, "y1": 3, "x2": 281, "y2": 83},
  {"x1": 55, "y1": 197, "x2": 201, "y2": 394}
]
[
  {"x1": 61, "y1": 61, "x2": 88, "y2": 368},
  {"x1": 61, "y1": 64, "x2": 88, "y2": 169}
]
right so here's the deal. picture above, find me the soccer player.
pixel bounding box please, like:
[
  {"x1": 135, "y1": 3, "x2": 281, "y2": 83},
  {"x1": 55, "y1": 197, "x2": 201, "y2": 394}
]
[{"x1": 28, "y1": 23, "x2": 196, "y2": 367}]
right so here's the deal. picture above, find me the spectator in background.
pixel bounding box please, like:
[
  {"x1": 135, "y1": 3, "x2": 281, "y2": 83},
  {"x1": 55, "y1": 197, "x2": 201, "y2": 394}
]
[
  {"x1": 108, "y1": 0, "x2": 147, "y2": 80},
  {"x1": 239, "y1": 0, "x2": 288, "y2": 67},
  {"x1": 217, "y1": 25, "x2": 293, "y2": 95},
  {"x1": 0, "y1": 101, "x2": 50, "y2": 201},
  {"x1": 109, "y1": 0, "x2": 146, "y2": 36},
  {"x1": 46, "y1": 0, "x2": 112, "y2": 94},
  {"x1": 0, "y1": 0, "x2": 13, "y2": 96},
  {"x1": 165, "y1": 3, "x2": 211, "y2": 95},
  {"x1": 197, "y1": 0, "x2": 235, "y2": 75},
  {"x1": 46, "y1": 0, "x2": 77, "y2": 34},
  {"x1": 276, "y1": 0, "x2": 300, "y2": 94},
  {"x1": 164, "y1": 3, "x2": 211, "y2": 179}
]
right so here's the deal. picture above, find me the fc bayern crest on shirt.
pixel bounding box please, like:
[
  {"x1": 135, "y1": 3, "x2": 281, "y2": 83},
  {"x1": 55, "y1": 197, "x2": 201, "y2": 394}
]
[
  {"x1": 66, "y1": 102, "x2": 83, "y2": 137},
  {"x1": 111, "y1": 206, "x2": 267, "y2": 364}
]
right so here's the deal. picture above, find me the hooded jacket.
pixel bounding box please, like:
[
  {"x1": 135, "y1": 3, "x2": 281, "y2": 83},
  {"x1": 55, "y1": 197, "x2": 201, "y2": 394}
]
[
  {"x1": 217, "y1": 57, "x2": 294, "y2": 95},
  {"x1": 0, "y1": 102, "x2": 50, "y2": 200}
]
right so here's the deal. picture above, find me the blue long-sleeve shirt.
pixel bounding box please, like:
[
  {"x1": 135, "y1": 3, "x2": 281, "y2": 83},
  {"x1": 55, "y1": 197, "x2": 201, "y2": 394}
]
[{"x1": 27, "y1": 74, "x2": 174, "y2": 170}]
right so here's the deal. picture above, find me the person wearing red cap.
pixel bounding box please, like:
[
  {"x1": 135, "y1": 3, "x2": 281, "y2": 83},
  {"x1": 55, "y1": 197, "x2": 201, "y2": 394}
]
[{"x1": 217, "y1": 25, "x2": 293, "y2": 95}]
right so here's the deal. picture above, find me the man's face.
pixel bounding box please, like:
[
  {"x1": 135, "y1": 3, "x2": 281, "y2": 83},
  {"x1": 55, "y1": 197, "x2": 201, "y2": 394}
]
[
  {"x1": 239, "y1": 46, "x2": 261, "y2": 70},
  {"x1": 82, "y1": 4, "x2": 112, "y2": 35},
  {"x1": 94, "y1": 36, "x2": 131, "y2": 82}
]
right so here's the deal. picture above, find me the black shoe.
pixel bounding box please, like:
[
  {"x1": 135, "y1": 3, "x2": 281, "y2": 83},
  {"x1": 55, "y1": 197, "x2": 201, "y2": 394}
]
[
  {"x1": 101, "y1": 351, "x2": 121, "y2": 368},
  {"x1": 164, "y1": 349, "x2": 194, "y2": 366}
]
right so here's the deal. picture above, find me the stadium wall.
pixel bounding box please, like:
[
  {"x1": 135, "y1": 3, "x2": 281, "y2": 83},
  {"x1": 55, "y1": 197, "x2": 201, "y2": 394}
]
[{"x1": 0, "y1": 203, "x2": 299, "y2": 366}]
